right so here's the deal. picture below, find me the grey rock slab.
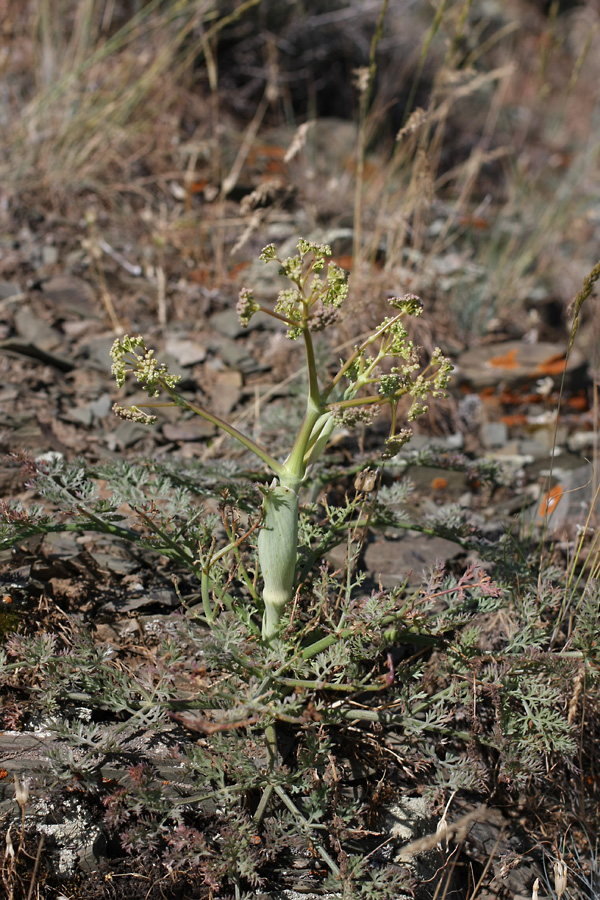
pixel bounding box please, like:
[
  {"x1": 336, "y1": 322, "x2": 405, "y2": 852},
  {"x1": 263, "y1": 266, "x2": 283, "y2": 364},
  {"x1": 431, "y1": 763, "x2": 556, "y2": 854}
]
[
  {"x1": 0, "y1": 281, "x2": 23, "y2": 299},
  {"x1": 0, "y1": 338, "x2": 75, "y2": 372},
  {"x1": 217, "y1": 335, "x2": 260, "y2": 372},
  {"x1": 89, "y1": 552, "x2": 139, "y2": 576},
  {"x1": 384, "y1": 796, "x2": 439, "y2": 887},
  {"x1": 162, "y1": 418, "x2": 216, "y2": 441},
  {"x1": 480, "y1": 421, "x2": 509, "y2": 449},
  {"x1": 0, "y1": 731, "x2": 199, "y2": 808},
  {"x1": 364, "y1": 533, "x2": 463, "y2": 588},
  {"x1": 88, "y1": 391, "x2": 112, "y2": 419},
  {"x1": 404, "y1": 432, "x2": 464, "y2": 452},
  {"x1": 42, "y1": 274, "x2": 100, "y2": 319},
  {"x1": 138, "y1": 588, "x2": 179, "y2": 607},
  {"x1": 62, "y1": 317, "x2": 103, "y2": 339},
  {"x1": 517, "y1": 437, "x2": 554, "y2": 459},
  {"x1": 387, "y1": 796, "x2": 433, "y2": 844},
  {"x1": 483, "y1": 443, "x2": 533, "y2": 471},
  {"x1": 210, "y1": 308, "x2": 260, "y2": 338},
  {"x1": 301, "y1": 118, "x2": 358, "y2": 181},
  {"x1": 464, "y1": 815, "x2": 537, "y2": 899},
  {"x1": 213, "y1": 384, "x2": 242, "y2": 416},
  {"x1": 265, "y1": 893, "x2": 341, "y2": 900},
  {"x1": 42, "y1": 244, "x2": 59, "y2": 266},
  {"x1": 78, "y1": 334, "x2": 118, "y2": 371},
  {"x1": 14, "y1": 306, "x2": 62, "y2": 351},
  {"x1": 39, "y1": 531, "x2": 82, "y2": 559},
  {"x1": 33, "y1": 795, "x2": 105, "y2": 876},
  {"x1": 456, "y1": 340, "x2": 585, "y2": 389},
  {"x1": 402, "y1": 465, "x2": 470, "y2": 495},
  {"x1": 568, "y1": 430, "x2": 600, "y2": 453},
  {"x1": 6, "y1": 414, "x2": 47, "y2": 451},
  {"x1": 0, "y1": 734, "x2": 207, "y2": 870},
  {"x1": 105, "y1": 419, "x2": 153, "y2": 450},
  {"x1": 0, "y1": 461, "x2": 27, "y2": 494},
  {"x1": 102, "y1": 587, "x2": 178, "y2": 613},
  {"x1": 164, "y1": 336, "x2": 206, "y2": 366},
  {"x1": 523, "y1": 463, "x2": 595, "y2": 535},
  {"x1": 66, "y1": 405, "x2": 94, "y2": 426},
  {"x1": 209, "y1": 370, "x2": 243, "y2": 416}
]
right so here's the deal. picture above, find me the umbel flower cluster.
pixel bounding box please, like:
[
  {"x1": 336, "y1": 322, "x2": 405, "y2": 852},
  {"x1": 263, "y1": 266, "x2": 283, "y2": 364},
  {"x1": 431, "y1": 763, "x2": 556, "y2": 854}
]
[{"x1": 111, "y1": 239, "x2": 452, "y2": 642}]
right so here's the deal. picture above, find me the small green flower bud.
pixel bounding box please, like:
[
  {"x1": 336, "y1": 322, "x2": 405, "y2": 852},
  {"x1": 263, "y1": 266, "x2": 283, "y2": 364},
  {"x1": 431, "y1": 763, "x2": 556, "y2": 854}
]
[
  {"x1": 297, "y1": 238, "x2": 331, "y2": 265},
  {"x1": 388, "y1": 293, "x2": 423, "y2": 315},
  {"x1": 236, "y1": 287, "x2": 260, "y2": 328},
  {"x1": 324, "y1": 262, "x2": 349, "y2": 307},
  {"x1": 331, "y1": 404, "x2": 380, "y2": 427},
  {"x1": 308, "y1": 302, "x2": 339, "y2": 332},
  {"x1": 408, "y1": 400, "x2": 428, "y2": 420},
  {"x1": 275, "y1": 288, "x2": 304, "y2": 339},
  {"x1": 379, "y1": 373, "x2": 404, "y2": 397},
  {"x1": 113, "y1": 404, "x2": 157, "y2": 425},
  {"x1": 382, "y1": 428, "x2": 413, "y2": 458},
  {"x1": 259, "y1": 243, "x2": 277, "y2": 262}
]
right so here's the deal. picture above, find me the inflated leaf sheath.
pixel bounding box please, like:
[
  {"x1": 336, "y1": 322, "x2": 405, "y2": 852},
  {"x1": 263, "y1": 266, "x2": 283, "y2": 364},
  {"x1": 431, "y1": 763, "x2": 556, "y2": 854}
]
[{"x1": 258, "y1": 482, "x2": 299, "y2": 642}]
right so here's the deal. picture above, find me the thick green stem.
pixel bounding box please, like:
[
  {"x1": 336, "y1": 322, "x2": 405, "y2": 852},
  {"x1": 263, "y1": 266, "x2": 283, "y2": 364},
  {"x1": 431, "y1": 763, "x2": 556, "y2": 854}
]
[
  {"x1": 259, "y1": 482, "x2": 300, "y2": 643},
  {"x1": 284, "y1": 400, "x2": 323, "y2": 485},
  {"x1": 257, "y1": 328, "x2": 326, "y2": 643},
  {"x1": 302, "y1": 326, "x2": 321, "y2": 409},
  {"x1": 284, "y1": 325, "x2": 324, "y2": 479}
]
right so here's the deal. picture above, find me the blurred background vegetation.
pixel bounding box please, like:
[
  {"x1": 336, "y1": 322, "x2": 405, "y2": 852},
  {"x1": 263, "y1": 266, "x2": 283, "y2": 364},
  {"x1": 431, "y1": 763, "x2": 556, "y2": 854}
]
[{"x1": 1, "y1": 0, "x2": 599, "y2": 345}]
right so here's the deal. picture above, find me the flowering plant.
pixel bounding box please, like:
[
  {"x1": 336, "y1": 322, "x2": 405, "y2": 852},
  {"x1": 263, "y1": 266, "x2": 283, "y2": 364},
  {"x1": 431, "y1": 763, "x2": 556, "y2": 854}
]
[{"x1": 111, "y1": 238, "x2": 452, "y2": 642}]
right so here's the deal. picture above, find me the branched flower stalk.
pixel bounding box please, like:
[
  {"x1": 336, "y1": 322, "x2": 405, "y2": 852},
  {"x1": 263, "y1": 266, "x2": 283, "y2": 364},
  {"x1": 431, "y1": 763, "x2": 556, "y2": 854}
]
[{"x1": 111, "y1": 239, "x2": 452, "y2": 644}]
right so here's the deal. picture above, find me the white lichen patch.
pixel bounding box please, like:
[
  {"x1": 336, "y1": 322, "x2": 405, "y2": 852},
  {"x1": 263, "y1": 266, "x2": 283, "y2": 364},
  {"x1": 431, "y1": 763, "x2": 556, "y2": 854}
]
[{"x1": 33, "y1": 795, "x2": 103, "y2": 876}]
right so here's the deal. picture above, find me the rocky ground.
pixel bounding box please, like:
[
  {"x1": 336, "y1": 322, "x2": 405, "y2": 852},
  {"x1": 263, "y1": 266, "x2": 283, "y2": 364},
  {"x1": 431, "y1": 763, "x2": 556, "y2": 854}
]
[
  {"x1": 1, "y1": 0, "x2": 600, "y2": 897},
  {"x1": 0, "y1": 212, "x2": 598, "y2": 899}
]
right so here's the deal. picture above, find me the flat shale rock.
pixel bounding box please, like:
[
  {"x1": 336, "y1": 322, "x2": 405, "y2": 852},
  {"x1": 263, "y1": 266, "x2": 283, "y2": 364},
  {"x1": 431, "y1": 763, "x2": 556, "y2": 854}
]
[
  {"x1": 41, "y1": 274, "x2": 100, "y2": 319},
  {"x1": 364, "y1": 533, "x2": 463, "y2": 588},
  {"x1": 457, "y1": 341, "x2": 586, "y2": 389},
  {"x1": 162, "y1": 418, "x2": 216, "y2": 441}
]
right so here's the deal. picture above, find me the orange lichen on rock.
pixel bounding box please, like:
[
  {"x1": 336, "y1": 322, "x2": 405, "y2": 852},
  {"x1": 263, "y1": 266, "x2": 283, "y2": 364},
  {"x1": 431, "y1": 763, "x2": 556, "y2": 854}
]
[
  {"x1": 499, "y1": 388, "x2": 524, "y2": 405},
  {"x1": 458, "y1": 214, "x2": 490, "y2": 230},
  {"x1": 536, "y1": 354, "x2": 567, "y2": 375},
  {"x1": 187, "y1": 179, "x2": 208, "y2": 194},
  {"x1": 228, "y1": 261, "x2": 250, "y2": 278},
  {"x1": 247, "y1": 143, "x2": 286, "y2": 163},
  {"x1": 566, "y1": 393, "x2": 588, "y2": 411},
  {"x1": 538, "y1": 484, "x2": 563, "y2": 519},
  {"x1": 500, "y1": 413, "x2": 527, "y2": 426},
  {"x1": 488, "y1": 348, "x2": 519, "y2": 369},
  {"x1": 431, "y1": 477, "x2": 448, "y2": 491},
  {"x1": 333, "y1": 255, "x2": 353, "y2": 271}
]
